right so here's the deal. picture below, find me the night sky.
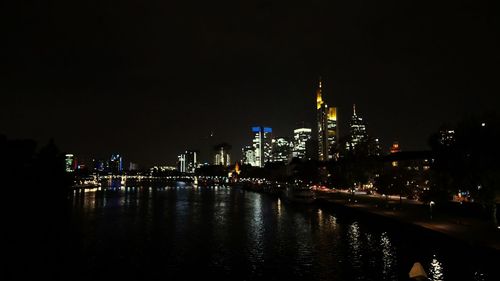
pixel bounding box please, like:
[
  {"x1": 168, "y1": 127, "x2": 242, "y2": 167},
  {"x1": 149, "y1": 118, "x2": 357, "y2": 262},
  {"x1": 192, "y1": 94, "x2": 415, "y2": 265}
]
[{"x1": 1, "y1": 0, "x2": 498, "y2": 167}]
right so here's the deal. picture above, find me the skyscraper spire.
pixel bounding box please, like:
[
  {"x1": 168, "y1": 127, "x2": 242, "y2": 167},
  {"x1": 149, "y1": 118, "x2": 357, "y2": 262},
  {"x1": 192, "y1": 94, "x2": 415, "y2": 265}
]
[
  {"x1": 315, "y1": 77, "x2": 338, "y2": 162},
  {"x1": 353, "y1": 104, "x2": 357, "y2": 116},
  {"x1": 316, "y1": 76, "x2": 324, "y2": 110}
]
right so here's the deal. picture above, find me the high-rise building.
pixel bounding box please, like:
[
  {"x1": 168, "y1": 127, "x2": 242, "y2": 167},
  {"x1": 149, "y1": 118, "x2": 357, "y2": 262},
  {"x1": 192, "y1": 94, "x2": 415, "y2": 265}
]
[
  {"x1": 316, "y1": 78, "x2": 338, "y2": 161},
  {"x1": 186, "y1": 150, "x2": 198, "y2": 173},
  {"x1": 346, "y1": 104, "x2": 368, "y2": 151},
  {"x1": 242, "y1": 145, "x2": 256, "y2": 166},
  {"x1": 368, "y1": 137, "x2": 382, "y2": 156},
  {"x1": 65, "y1": 154, "x2": 75, "y2": 172},
  {"x1": 252, "y1": 126, "x2": 272, "y2": 167},
  {"x1": 178, "y1": 150, "x2": 198, "y2": 173},
  {"x1": 439, "y1": 129, "x2": 455, "y2": 146},
  {"x1": 214, "y1": 143, "x2": 231, "y2": 166},
  {"x1": 93, "y1": 159, "x2": 108, "y2": 173},
  {"x1": 178, "y1": 154, "x2": 186, "y2": 172},
  {"x1": 327, "y1": 107, "x2": 338, "y2": 158},
  {"x1": 271, "y1": 137, "x2": 292, "y2": 163},
  {"x1": 305, "y1": 138, "x2": 319, "y2": 160},
  {"x1": 292, "y1": 128, "x2": 312, "y2": 159},
  {"x1": 110, "y1": 154, "x2": 123, "y2": 174}
]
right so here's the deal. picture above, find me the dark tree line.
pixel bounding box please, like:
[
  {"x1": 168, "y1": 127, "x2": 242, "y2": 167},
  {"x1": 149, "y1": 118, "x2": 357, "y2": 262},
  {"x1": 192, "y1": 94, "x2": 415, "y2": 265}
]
[
  {"x1": 429, "y1": 112, "x2": 500, "y2": 227},
  {"x1": 329, "y1": 137, "x2": 381, "y2": 189},
  {"x1": 1, "y1": 135, "x2": 71, "y2": 280}
]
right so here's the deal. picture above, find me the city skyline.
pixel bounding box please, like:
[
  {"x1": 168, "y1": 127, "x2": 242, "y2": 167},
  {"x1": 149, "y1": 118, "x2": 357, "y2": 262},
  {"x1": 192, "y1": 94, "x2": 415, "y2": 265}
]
[
  {"x1": 2, "y1": 2, "x2": 499, "y2": 281},
  {"x1": 3, "y1": 77, "x2": 497, "y2": 168},
  {"x1": 2, "y1": 0, "x2": 498, "y2": 167}
]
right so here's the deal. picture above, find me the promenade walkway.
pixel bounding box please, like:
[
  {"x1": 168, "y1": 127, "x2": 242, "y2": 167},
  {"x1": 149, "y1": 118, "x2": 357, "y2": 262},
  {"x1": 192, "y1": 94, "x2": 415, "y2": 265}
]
[{"x1": 314, "y1": 190, "x2": 500, "y2": 251}]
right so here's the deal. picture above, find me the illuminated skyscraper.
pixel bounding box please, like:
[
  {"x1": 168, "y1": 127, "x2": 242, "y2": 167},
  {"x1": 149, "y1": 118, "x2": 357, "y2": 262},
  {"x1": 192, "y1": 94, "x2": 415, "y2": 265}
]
[
  {"x1": 439, "y1": 129, "x2": 455, "y2": 146},
  {"x1": 252, "y1": 126, "x2": 272, "y2": 167},
  {"x1": 214, "y1": 143, "x2": 231, "y2": 166},
  {"x1": 368, "y1": 137, "x2": 382, "y2": 156},
  {"x1": 110, "y1": 154, "x2": 123, "y2": 173},
  {"x1": 178, "y1": 150, "x2": 198, "y2": 173},
  {"x1": 292, "y1": 128, "x2": 312, "y2": 159},
  {"x1": 346, "y1": 104, "x2": 368, "y2": 151},
  {"x1": 327, "y1": 107, "x2": 338, "y2": 158},
  {"x1": 316, "y1": 78, "x2": 338, "y2": 161},
  {"x1": 93, "y1": 158, "x2": 108, "y2": 173},
  {"x1": 178, "y1": 154, "x2": 186, "y2": 172},
  {"x1": 270, "y1": 137, "x2": 292, "y2": 163},
  {"x1": 65, "y1": 154, "x2": 75, "y2": 172},
  {"x1": 185, "y1": 150, "x2": 198, "y2": 173},
  {"x1": 242, "y1": 145, "x2": 256, "y2": 166}
]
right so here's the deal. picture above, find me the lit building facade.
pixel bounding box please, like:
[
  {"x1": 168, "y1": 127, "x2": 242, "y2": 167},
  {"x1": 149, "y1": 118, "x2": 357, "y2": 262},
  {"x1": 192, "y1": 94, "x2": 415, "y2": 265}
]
[
  {"x1": 178, "y1": 154, "x2": 186, "y2": 172},
  {"x1": 346, "y1": 104, "x2": 368, "y2": 151},
  {"x1": 214, "y1": 143, "x2": 231, "y2": 166},
  {"x1": 93, "y1": 159, "x2": 108, "y2": 173},
  {"x1": 252, "y1": 126, "x2": 272, "y2": 167},
  {"x1": 316, "y1": 78, "x2": 338, "y2": 161},
  {"x1": 270, "y1": 137, "x2": 292, "y2": 163},
  {"x1": 327, "y1": 107, "x2": 338, "y2": 158},
  {"x1": 178, "y1": 150, "x2": 198, "y2": 173},
  {"x1": 292, "y1": 128, "x2": 312, "y2": 159},
  {"x1": 368, "y1": 137, "x2": 382, "y2": 156},
  {"x1": 439, "y1": 129, "x2": 455, "y2": 146},
  {"x1": 242, "y1": 145, "x2": 256, "y2": 166},
  {"x1": 65, "y1": 154, "x2": 75, "y2": 172},
  {"x1": 110, "y1": 154, "x2": 123, "y2": 173}
]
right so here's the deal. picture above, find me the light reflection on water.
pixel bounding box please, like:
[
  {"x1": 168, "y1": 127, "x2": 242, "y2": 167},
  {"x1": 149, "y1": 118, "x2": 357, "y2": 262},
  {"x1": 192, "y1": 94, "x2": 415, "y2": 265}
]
[
  {"x1": 347, "y1": 221, "x2": 362, "y2": 272},
  {"x1": 430, "y1": 255, "x2": 444, "y2": 281},
  {"x1": 380, "y1": 232, "x2": 397, "y2": 281},
  {"x1": 68, "y1": 184, "x2": 497, "y2": 281},
  {"x1": 248, "y1": 192, "x2": 264, "y2": 269}
]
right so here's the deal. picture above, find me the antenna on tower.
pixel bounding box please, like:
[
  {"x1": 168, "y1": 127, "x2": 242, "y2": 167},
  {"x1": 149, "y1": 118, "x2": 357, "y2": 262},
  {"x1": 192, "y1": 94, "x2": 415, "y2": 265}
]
[{"x1": 353, "y1": 104, "x2": 357, "y2": 116}]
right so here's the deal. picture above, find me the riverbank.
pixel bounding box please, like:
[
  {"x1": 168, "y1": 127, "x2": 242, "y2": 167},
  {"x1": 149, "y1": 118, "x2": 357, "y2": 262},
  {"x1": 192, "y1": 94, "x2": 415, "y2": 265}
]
[
  {"x1": 239, "y1": 184, "x2": 499, "y2": 252},
  {"x1": 312, "y1": 190, "x2": 500, "y2": 252}
]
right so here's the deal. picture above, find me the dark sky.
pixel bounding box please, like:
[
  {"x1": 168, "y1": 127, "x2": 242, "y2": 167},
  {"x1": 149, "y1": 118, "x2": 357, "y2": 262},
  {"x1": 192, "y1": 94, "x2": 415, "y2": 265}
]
[{"x1": 1, "y1": 0, "x2": 498, "y2": 167}]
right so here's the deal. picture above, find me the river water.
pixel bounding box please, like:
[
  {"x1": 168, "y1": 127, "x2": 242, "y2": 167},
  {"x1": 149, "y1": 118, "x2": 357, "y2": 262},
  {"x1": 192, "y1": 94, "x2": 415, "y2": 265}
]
[{"x1": 67, "y1": 183, "x2": 498, "y2": 281}]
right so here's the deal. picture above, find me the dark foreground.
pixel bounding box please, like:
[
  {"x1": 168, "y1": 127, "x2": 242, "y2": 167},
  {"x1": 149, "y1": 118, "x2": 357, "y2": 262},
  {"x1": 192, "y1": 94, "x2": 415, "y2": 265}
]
[{"x1": 7, "y1": 184, "x2": 498, "y2": 281}]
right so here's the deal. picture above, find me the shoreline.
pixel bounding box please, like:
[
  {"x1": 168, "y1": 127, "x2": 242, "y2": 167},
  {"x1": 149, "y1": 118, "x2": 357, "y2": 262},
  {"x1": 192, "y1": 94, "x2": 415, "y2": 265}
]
[
  {"x1": 241, "y1": 185, "x2": 500, "y2": 254},
  {"x1": 311, "y1": 191, "x2": 500, "y2": 252}
]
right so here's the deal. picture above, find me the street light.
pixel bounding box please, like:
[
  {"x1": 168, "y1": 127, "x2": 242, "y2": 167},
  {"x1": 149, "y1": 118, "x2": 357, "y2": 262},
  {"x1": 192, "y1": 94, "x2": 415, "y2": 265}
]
[{"x1": 429, "y1": 201, "x2": 435, "y2": 220}]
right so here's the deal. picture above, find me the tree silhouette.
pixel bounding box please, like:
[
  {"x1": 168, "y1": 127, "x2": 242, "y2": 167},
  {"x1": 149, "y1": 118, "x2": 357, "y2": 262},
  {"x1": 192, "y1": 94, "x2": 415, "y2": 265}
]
[
  {"x1": 1, "y1": 135, "x2": 71, "y2": 280},
  {"x1": 429, "y1": 112, "x2": 500, "y2": 227}
]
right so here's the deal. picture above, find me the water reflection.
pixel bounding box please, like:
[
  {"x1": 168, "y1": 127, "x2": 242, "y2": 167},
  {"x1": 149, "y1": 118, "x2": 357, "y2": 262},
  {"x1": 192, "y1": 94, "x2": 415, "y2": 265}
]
[
  {"x1": 380, "y1": 232, "x2": 397, "y2": 280},
  {"x1": 247, "y1": 192, "x2": 264, "y2": 269},
  {"x1": 430, "y1": 255, "x2": 444, "y2": 281},
  {"x1": 348, "y1": 222, "x2": 361, "y2": 263},
  {"x1": 347, "y1": 221, "x2": 363, "y2": 280},
  {"x1": 277, "y1": 198, "x2": 282, "y2": 217},
  {"x1": 67, "y1": 185, "x2": 496, "y2": 281}
]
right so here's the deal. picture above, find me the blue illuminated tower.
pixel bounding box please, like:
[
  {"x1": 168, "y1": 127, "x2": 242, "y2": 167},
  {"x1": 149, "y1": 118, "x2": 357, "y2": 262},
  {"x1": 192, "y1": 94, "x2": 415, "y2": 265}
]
[
  {"x1": 110, "y1": 154, "x2": 123, "y2": 174},
  {"x1": 251, "y1": 126, "x2": 272, "y2": 167}
]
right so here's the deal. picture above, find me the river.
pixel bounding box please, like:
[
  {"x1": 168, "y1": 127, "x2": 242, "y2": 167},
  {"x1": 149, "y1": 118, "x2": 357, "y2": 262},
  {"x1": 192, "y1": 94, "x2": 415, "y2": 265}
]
[{"x1": 67, "y1": 183, "x2": 498, "y2": 281}]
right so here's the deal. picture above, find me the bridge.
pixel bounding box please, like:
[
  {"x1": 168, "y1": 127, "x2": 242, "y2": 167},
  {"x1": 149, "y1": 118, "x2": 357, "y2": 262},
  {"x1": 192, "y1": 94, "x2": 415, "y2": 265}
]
[
  {"x1": 72, "y1": 174, "x2": 303, "y2": 192},
  {"x1": 72, "y1": 174, "x2": 232, "y2": 190}
]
